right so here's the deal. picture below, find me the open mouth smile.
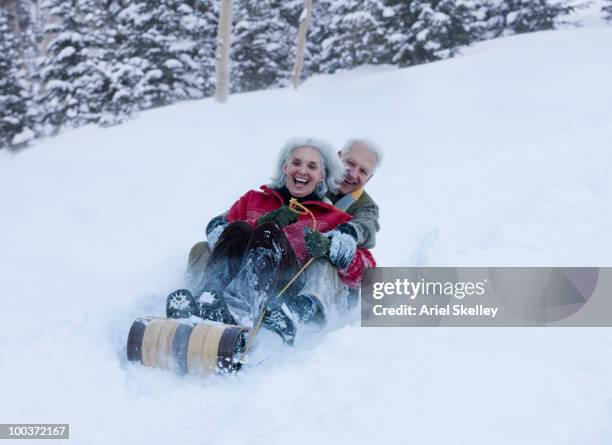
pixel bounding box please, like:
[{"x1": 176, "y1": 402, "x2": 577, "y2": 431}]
[
  {"x1": 293, "y1": 177, "x2": 310, "y2": 188},
  {"x1": 343, "y1": 177, "x2": 357, "y2": 186}
]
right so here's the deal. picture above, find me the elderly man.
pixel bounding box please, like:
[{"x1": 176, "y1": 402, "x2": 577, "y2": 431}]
[{"x1": 327, "y1": 139, "x2": 382, "y2": 250}]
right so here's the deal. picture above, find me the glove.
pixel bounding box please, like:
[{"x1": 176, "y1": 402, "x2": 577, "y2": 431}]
[
  {"x1": 257, "y1": 205, "x2": 298, "y2": 228},
  {"x1": 304, "y1": 227, "x2": 331, "y2": 259},
  {"x1": 206, "y1": 215, "x2": 229, "y2": 251},
  {"x1": 327, "y1": 227, "x2": 357, "y2": 269}
]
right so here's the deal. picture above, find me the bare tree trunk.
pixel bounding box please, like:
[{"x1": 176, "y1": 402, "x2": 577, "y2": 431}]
[
  {"x1": 8, "y1": 0, "x2": 29, "y2": 72},
  {"x1": 214, "y1": 0, "x2": 233, "y2": 103},
  {"x1": 41, "y1": 2, "x2": 57, "y2": 57},
  {"x1": 10, "y1": 0, "x2": 21, "y2": 35},
  {"x1": 291, "y1": 0, "x2": 312, "y2": 90}
]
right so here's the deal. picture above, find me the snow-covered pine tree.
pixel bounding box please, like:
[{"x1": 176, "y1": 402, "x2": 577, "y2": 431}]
[
  {"x1": 95, "y1": 0, "x2": 140, "y2": 126},
  {"x1": 314, "y1": 0, "x2": 388, "y2": 74},
  {"x1": 162, "y1": 0, "x2": 216, "y2": 99},
  {"x1": 378, "y1": 0, "x2": 477, "y2": 67},
  {"x1": 186, "y1": 0, "x2": 217, "y2": 98},
  {"x1": 1, "y1": 0, "x2": 39, "y2": 64},
  {"x1": 114, "y1": 0, "x2": 215, "y2": 111},
  {"x1": 480, "y1": 0, "x2": 575, "y2": 37},
  {"x1": 104, "y1": 0, "x2": 215, "y2": 122},
  {"x1": 231, "y1": 0, "x2": 293, "y2": 92},
  {"x1": 21, "y1": 0, "x2": 45, "y2": 92},
  {"x1": 603, "y1": 0, "x2": 612, "y2": 21},
  {"x1": 0, "y1": 8, "x2": 35, "y2": 148},
  {"x1": 38, "y1": 0, "x2": 110, "y2": 132},
  {"x1": 510, "y1": 0, "x2": 576, "y2": 34}
]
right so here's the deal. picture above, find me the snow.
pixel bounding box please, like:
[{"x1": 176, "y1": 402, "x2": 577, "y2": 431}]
[
  {"x1": 45, "y1": 79, "x2": 71, "y2": 92},
  {"x1": 163, "y1": 59, "x2": 183, "y2": 69},
  {"x1": 56, "y1": 46, "x2": 76, "y2": 60},
  {"x1": 169, "y1": 40, "x2": 197, "y2": 52},
  {"x1": 2, "y1": 20, "x2": 612, "y2": 445},
  {"x1": 431, "y1": 11, "x2": 450, "y2": 24},
  {"x1": 11, "y1": 128, "x2": 35, "y2": 145}
]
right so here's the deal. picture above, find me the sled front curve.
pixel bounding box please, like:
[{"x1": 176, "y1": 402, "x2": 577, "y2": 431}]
[{"x1": 126, "y1": 317, "x2": 249, "y2": 375}]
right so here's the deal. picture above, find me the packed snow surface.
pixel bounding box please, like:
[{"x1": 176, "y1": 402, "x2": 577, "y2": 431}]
[{"x1": 1, "y1": 23, "x2": 612, "y2": 445}]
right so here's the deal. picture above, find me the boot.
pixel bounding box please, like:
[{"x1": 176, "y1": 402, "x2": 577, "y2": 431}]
[
  {"x1": 285, "y1": 294, "x2": 325, "y2": 326},
  {"x1": 262, "y1": 301, "x2": 297, "y2": 346},
  {"x1": 166, "y1": 289, "x2": 197, "y2": 319},
  {"x1": 261, "y1": 294, "x2": 325, "y2": 346},
  {"x1": 199, "y1": 292, "x2": 237, "y2": 325}
]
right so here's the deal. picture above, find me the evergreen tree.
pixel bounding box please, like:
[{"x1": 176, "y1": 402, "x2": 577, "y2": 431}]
[
  {"x1": 94, "y1": 0, "x2": 140, "y2": 126},
  {"x1": 187, "y1": 0, "x2": 217, "y2": 98},
  {"x1": 38, "y1": 0, "x2": 109, "y2": 132},
  {"x1": 231, "y1": 0, "x2": 293, "y2": 92},
  {"x1": 0, "y1": 0, "x2": 40, "y2": 67},
  {"x1": 508, "y1": 0, "x2": 575, "y2": 34},
  {"x1": 603, "y1": 0, "x2": 612, "y2": 21},
  {"x1": 480, "y1": 0, "x2": 575, "y2": 37},
  {"x1": 114, "y1": 0, "x2": 215, "y2": 111},
  {"x1": 381, "y1": 0, "x2": 478, "y2": 67},
  {"x1": 0, "y1": 9, "x2": 35, "y2": 148},
  {"x1": 314, "y1": 0, "x2": 388, "y2": 74},
  {"x1": 103, "y1": 1, "x2": 162, "y2": 122}
]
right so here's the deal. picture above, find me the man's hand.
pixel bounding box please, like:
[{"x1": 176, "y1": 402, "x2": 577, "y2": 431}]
[
  {"x1": 257, "y1": 205, "x2": 298, "y2": 228},
  {"x1": 305, "y1": 227, "x2": 331, "y2": 259},
  {"x1": 305, "y1": 226, "x2": 357, "y2": 269}
]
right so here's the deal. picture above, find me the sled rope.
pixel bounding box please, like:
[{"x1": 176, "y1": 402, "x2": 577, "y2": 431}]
[
  {"x1": 289, "y1": 197, "x2": 317, "y2": 231},
  {"x1": 241, "y1": 199, "x2": 317, "y2": 359}
]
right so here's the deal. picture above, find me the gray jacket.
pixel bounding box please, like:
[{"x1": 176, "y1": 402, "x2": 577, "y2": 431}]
[{"x1": 329, "y1": 190, "x2": 380, "y2": 249}]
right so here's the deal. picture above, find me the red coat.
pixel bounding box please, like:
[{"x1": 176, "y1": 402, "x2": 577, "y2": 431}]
[{"x1": 227, "y1": 186, "x2": 376, "y2": 288}]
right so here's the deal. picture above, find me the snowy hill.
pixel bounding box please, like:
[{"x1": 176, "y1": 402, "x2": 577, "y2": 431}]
[{"x1": 1, "y1": 21, "x2": 612, "y2": 445}]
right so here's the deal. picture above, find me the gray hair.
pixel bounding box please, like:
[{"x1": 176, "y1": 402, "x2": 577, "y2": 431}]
[
  {"x1": 270, "y1": 137, "x2": 345, "y2": 197},
  {"x1": 340, "y1": 138, "x2": 383, "y2": 172}
]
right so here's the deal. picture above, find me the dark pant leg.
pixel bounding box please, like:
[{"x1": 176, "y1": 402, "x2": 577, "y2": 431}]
[
  {"x1": 222, "y1": 222, "x2": 304, "y2": 324},
  {"x1": 242, "y1": 222, "x2": 303, "y2": 297},
  {"x1": 201, "y1": 221, "x2": 253, "y2": 294},
  {"x1": 184, "y1": 241, "x2": 211, "y2": 296}
]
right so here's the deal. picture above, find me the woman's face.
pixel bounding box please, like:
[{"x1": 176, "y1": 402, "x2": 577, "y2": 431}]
[{"x1": 283, "y1": 146, "x2": 324, "y2": 198}]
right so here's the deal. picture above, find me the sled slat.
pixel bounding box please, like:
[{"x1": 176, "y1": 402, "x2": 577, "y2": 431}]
[
  {"x1": 142, "y1": 320, "x2": 164, "y2": 368},
  {"x1": 157, "y1": 320, "x2": 180, "y2": 370},
  {"x1": 171, "y1": 323, "x2": 194, "y2": 375},
  {"x1": 187, "y1": 324, "x2": 211, "y2": 374},
  {"x1": 201, "y1": 325, "x2": 224, "y2": 376}
]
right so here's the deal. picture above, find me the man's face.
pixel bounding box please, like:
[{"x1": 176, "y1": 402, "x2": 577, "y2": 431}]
[{"x1": 338, "y1": 144, "x2": 377, "y2": 195}]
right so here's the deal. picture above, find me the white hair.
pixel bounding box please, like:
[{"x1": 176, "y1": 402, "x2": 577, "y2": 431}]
[
  {"x1": 269, "y1": 137, "x2": 345, "y2": 197},
  {"x1": 340, "y1": 138, "x2": 383, "y2": 172}
]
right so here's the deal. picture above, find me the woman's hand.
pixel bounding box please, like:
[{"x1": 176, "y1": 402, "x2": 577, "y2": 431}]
[{"x1": 257, "y1": 205, "x2": 298, "y2": 228}]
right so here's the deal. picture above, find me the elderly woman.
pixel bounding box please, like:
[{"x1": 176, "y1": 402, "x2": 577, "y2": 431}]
[{"x1": 167, "y1": 138, "x2": 375, "y2": 344}]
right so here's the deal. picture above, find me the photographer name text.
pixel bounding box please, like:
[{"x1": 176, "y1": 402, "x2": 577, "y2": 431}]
[{"x1": 372, "y1": 303, "x2": 498, "y2": 318}]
